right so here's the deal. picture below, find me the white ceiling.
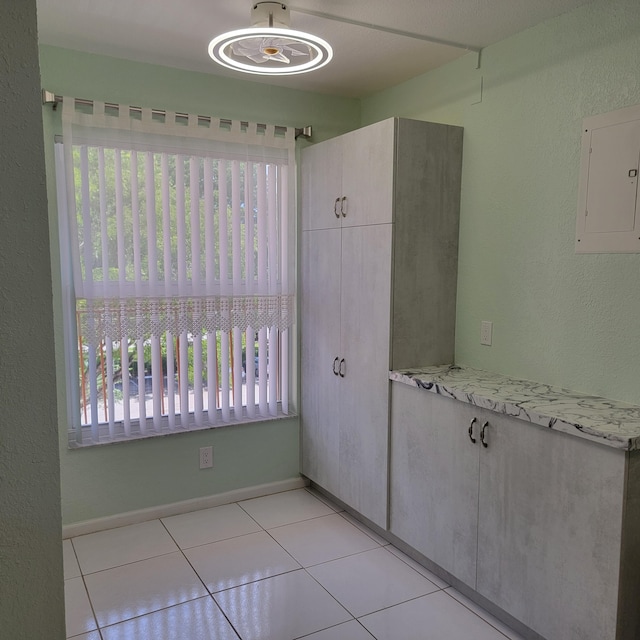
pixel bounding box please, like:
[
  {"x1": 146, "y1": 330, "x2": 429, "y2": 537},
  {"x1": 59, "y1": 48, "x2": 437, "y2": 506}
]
[{"x1": 36, "y1": 0, "x2": 595, "y2": 98}]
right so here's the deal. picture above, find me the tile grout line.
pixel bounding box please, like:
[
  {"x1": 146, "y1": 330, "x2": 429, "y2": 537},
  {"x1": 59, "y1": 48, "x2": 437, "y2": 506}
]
[
  {"x1": 76, "y1": 516, "x2": 247, "y2": 636},
  {"x1": 292, "y1": 617, "x2": 376, "y2": 640},
  {"x1": 157, "y1": 516, "x2": 245, "y2": 640},
  {"x1": 238, "y1": 505, "x2": 345, "y2": 531},
  {"x1": 68, "y1": 538, "x2": 82, "y2": 578},
  {"x1": 75, "y1": 517, "x2": 194, "y2": 633},
  {"x1": 363, "y1": 545, "x2": 446, "y2": 594},
  {"x1": 302, "y1": 487, "x2": 345, "y2": 512},
  {"x1": 74, "y1": 548, "x2": 179, "y2": 578},
  {"x1": 233, "y1": 499, "x2": 310, "y2": 584},
  {"x1": 69, "y1": 537, "x2": 103, "y2": 638},
  {"x1": 299, "y1": 544, "x2": 387, "y2": 570},
  {"x1": 336, "y1": 510, "x2": 391, "y2": 546},
  {"x1": 356, "y1": 589, "x2": 460, "y2": 631},
  {"x1": 254, "y1": 509, "x2": 445, "y2": 637},
  {"x1": 354, "y1": 589, "x2": 448, "y2": 624},
  {"x1": 233, "y1": 495, "x2": 368, "y2": 637},
  {"x1": 385, "y1": 546, "x2": 451, "y2": 590},
  {"x1": 73, "y1": 498, "x2": 339, "y2": 638},
  {"x1": 167, "y1": 492, "x2": 367, "y2": 638},
  {"x1": 296, "y1": 561, "x2": 358, "y2": 631},
  {"x1": 96, "y1": 595, "x2": 228, "y2": 637},
  {"x1": 151, "y1": 494, "x2": 375, "y2": 637},
  {"x1": 174, "y1": 528, "x2": 265, "y2": 553},
  {"x1": 441, "y1": 589, "x2": 521, "y2": 640}
]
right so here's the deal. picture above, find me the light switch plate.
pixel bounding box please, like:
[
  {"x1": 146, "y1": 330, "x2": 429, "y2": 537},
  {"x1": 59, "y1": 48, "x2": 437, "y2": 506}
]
[{"x1": 480, "y1": 321, "x2": 493, "y2": 346}]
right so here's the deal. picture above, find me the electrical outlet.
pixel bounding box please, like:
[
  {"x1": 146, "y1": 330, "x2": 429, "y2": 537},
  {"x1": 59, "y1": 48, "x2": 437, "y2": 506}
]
[
  {"x1": 199, "y1": 446, "x2": 213, "y2": 469},
  {"x1": 480, "y1": 320, "x2": 493, "y2": 346}
]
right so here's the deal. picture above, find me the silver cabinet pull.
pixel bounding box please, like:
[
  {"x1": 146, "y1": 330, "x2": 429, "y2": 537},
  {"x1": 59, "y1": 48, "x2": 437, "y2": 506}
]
[
  {"x1": 340, "y1": 196, "x2": 348, "y2": 217},
  {"x1": 339, "y1": 358, "x2": 346, "y2": 377},
  {"x1": 468, "y1": 417, "x2": 477, "y2": 444},
  {"x1": 480, "y1": 421, "x2": 489, "y2": 448},
  {"x1": 334, "y1": 197, "x2": 341, "y2": 218},
  {"x1": 333, "y1": 357, "x2": 340, "y2": 376}
]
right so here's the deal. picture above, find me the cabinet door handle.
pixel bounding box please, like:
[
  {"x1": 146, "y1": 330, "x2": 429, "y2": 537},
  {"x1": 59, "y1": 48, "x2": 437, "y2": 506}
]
[
  {"x1": 334, "y1": 197, "x2": 341, "y2": 218},
  {"x1": 468, "y1": 417, "x2": 477, "y2": 444},
  {"x1": 480, "y1": 421, "x2": 489, "y2": 448},
  {"x1": 340, "y1": 196, "x2": 348, "y2": 217},
  {"x1": 339, "y1": 358, "x2": 346, "y2": 377},
  {"x1": 333, "y1": 357, "x2": 340, "y2": 376}
]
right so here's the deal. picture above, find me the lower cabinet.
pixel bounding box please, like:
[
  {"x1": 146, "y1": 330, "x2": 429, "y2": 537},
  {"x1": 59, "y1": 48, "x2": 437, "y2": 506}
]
[
  {"x1": 390, "y1": 381, "x2": 638, "y2": 640},
  {"x1": 389, "y1": 383, "x2": 479, "y2": 586}
]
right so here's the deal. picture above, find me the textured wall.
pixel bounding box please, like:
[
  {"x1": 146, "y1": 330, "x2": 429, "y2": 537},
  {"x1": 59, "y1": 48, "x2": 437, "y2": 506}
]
[
  {"x1": 362, "y1": 0, "x2": 640, "y2": 404},
  {"x1": 0, "y1": 1, "x2": 64, "y2": 638},
  {"x1": 39, "y1": 46, "x2": 361, "y2": 524},
  {"x1": 39, "y1": 46, "x2": 361, "y2": 144}
]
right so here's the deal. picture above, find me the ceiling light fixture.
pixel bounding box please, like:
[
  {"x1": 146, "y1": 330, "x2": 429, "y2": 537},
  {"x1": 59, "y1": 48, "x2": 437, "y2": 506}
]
[{"x1": 208, "y1": 2, "x2": 333, "y2": 76}]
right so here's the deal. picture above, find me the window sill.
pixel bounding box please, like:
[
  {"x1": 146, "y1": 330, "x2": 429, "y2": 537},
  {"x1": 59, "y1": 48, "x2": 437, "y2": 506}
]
[{"x1": 67, "y1": 406, "x2": 297, "y2": 449}]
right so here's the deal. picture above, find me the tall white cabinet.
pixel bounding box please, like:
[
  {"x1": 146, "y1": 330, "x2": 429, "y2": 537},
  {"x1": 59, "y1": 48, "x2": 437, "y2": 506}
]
[{"x1": 300, "y1": 118, "x2": 463, "y2": 528}]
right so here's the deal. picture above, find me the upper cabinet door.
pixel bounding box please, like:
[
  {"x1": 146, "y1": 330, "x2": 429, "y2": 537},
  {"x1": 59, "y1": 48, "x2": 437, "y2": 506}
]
[
  {"x1": 301, "y1": 136, "x2": 343, "y2": 232},
  {"x1": 341, "y1": 119, "x2": 395, "y2": 227}
]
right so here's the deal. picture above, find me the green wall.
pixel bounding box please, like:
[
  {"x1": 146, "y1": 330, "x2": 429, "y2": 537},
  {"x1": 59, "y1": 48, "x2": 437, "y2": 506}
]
[
  {"x1": 1, "y1": 3, "x2": 64, "y2": 638},
  {"x1": 39, "y1": 46, "x2": 361, "y2": 525},
  {"x1": 39, "y1": 46, "x2": 360, "y2": 144},
  {"x1": 363, "y1": 0, "x2": 640, "y2": 405}
]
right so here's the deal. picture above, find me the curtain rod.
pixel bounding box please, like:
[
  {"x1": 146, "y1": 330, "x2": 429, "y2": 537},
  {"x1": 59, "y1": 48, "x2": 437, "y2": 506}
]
[{"x1": 41, "y1": 91, "x2": 313, "y2": 140}]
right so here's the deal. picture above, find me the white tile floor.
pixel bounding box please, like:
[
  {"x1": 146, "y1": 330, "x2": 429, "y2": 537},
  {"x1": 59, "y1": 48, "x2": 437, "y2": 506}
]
[{"x1": 63, "y1": 488, "x2": 526, "y2": 640}]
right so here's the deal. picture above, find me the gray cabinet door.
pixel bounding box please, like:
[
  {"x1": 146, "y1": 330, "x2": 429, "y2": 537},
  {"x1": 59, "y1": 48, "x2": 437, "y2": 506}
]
[
  {"x1": 341, "y1": 119, "x2": 394, "y2": 228},
  {"x1": 338, "y1": 224, "x2": 393, "y2": 529},
  {"x1": 476, "y1": 410, "x2": 626, "y2": 640},
  {"x1": 390, "y1": 385, "x2": 480, "y2": 585},
  {"x1": 301, "y1": 136, "x2": 343, "y2": 232},
  {"x1": 300, "y1": 228, "x2": 342, "y2": 496}
]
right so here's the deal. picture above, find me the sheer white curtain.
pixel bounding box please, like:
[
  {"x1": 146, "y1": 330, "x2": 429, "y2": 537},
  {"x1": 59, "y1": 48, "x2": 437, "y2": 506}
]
[{"x1": 56, "y1": 98, "x2": 295, "y2": 445}]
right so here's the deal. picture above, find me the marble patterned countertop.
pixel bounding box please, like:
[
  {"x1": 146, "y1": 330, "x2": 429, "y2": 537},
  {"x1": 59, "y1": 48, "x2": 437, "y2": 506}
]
[{"x1": 389, "y1": 365, "x2": 640, "y2": 451}]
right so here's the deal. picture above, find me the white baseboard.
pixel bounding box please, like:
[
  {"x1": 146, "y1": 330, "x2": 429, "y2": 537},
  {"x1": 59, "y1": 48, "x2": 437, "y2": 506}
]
[{"x1": 62, "y1": 476, "x2": 308, "y2": 539}]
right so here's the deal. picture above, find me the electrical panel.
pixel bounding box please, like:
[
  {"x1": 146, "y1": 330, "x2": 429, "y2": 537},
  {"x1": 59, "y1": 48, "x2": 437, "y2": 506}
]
[{"x1": 576, "y1": 103, "x2": 640, "y2": 253}]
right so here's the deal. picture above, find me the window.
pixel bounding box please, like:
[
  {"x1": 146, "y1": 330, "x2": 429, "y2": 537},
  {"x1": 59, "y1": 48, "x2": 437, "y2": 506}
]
[{"x1": 55, "y1": 99, "x2": 296, "y2": 446}]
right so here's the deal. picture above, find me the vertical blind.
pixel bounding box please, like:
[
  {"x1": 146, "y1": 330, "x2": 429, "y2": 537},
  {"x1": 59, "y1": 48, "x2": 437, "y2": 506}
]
[{"x1": 56, "y1": 99, "x2": 296, "y2": 445}]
